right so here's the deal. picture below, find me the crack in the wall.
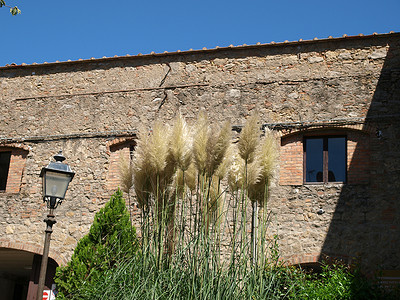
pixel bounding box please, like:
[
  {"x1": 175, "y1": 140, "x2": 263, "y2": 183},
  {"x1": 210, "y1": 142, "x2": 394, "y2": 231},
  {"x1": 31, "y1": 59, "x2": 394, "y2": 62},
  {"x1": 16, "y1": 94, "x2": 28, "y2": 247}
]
[
  {"x1": 159, "y1": 63, "x2": 171, "y2": 87},
  {"x1": 158, "y1": 90, "x2": 168, "y2": 110},
  {"x1": 156, "y1": 64, "x2": 172, "y2": 111}
]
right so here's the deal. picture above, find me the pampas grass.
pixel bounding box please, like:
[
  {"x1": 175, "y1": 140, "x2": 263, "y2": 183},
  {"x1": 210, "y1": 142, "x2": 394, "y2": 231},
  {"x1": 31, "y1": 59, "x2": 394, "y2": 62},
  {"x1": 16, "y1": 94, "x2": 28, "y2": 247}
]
[
  {"x1": 228, "y1": 145, "x2": 244, "y2": 192},
  {"x1": 226, "y1": 114, "x2": 279, "y2": 265},
  {"x1": 132, "y1": 128, "x2": 153, "y2": 208},
  {"x1": 258, "y1": 128, "x2": 278, "y2": 182},
  {"x1": 248, "y1": 128, "x2": 278, "y2": 204},
  {"x1": 237, "y1": 114, "x2": 260, "y2": 164},
  {"x1": 193, "y1": 112, "x2": 209, "y2": 175},
  {"x1": 114, "y1": 112, "x2": 282, "y2": 300},
  {"x1": 149, "y1": 121, "x2": 171, "y2": 175},
  {"x1": 205, "y1": 121, "x2": 232, "y2": 177},
  {"x1": 119, "y1": 155, "x2": 134, "y2": 194},
  {"x1": 215, "y1": 144, "x2": 233, "y2": 181},
  {"x1": 192, "y1": 114, "x2": 231, "y2": 177},
  {"x1": 227, "y1": 117, "x2": 278, "y2": 203},
  {"x1": 169, "y1": 114, "x2": 192, "y2": 171},
  {"x1": 247, "y1": 160, "x2": 262, "y2": 189},
  {"x1": 183, "y1": 163, "x2": 197, "y2": 192}
]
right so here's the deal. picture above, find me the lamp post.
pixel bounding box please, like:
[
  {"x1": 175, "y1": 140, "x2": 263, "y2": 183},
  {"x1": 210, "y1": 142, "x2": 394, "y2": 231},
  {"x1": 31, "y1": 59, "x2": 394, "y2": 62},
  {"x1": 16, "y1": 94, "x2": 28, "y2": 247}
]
[{"x1": 37, "y1": 151, "x2": 75, "y2": 300}]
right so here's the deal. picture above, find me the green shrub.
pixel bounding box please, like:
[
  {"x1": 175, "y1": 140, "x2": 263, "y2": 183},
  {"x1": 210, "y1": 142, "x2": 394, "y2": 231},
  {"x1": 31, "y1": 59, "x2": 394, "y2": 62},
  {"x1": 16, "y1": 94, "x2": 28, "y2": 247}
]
[
  {"x1": 287, "y1": 263, "x2": 400, "y2": 300},
  {"x1": 288, "y1": 264, "x2": 353, "y2": 299},
  {"x1": 54, "y1": 189, "x2": 138, "y2": 299}
]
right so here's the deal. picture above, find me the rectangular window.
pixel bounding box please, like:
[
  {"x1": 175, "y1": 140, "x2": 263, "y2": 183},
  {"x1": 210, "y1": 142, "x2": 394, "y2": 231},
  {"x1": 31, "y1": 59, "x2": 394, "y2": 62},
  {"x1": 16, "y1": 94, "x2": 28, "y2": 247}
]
[
  {"x1": 0, "y1": 151, "x2": 11, "y2": 191},
  {"x1": 304, "y1": 136, "x2": 346, "y2": 183}
]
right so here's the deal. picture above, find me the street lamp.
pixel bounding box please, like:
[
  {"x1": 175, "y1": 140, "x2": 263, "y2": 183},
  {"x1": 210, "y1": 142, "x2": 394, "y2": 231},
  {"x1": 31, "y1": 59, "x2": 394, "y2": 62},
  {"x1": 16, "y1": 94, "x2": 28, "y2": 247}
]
[{"x1": 37, "y1": 151, "x2": 75, "y2": 299}]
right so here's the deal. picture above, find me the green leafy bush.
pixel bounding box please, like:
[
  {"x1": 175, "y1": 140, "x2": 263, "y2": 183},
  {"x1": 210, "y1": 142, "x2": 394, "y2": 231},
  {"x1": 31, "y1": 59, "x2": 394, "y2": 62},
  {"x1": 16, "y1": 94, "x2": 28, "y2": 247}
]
[
  {"x1": 286, "y1": 263, "x2": 400, "y2": 300},
  {"x1": 54, "y1": 189, "x2": 138, "y2": 299},
  {"x1": 289, "y1": 264, "x2": 353, "y2": 299}
]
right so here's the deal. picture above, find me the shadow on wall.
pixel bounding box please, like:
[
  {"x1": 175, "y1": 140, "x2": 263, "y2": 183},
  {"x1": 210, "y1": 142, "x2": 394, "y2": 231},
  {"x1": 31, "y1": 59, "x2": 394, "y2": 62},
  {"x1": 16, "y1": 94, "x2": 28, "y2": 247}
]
[{"x1": 320, "y1": 38, "x2": 400, "y2": 272}]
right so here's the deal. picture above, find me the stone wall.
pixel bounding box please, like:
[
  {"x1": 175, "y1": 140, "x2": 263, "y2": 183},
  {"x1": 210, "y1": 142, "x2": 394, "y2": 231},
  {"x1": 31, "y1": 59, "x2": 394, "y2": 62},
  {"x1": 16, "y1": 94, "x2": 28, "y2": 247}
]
[{"x1": 0, "y1": 32, "x2": 399, "y2": 271}]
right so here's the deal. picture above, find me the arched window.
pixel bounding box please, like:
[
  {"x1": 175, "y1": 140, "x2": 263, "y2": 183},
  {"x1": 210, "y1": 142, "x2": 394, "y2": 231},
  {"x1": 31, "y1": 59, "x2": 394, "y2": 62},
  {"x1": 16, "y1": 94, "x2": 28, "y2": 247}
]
[
  {"x1": 0, "y1": 145, "x2": 28, "y2": 193},
  {"x1": 280, "y1": 128, "x2": 370, "y2": 185},
  {"x1": 106, "y1": 138, "x2": 136, "y2": 190}
]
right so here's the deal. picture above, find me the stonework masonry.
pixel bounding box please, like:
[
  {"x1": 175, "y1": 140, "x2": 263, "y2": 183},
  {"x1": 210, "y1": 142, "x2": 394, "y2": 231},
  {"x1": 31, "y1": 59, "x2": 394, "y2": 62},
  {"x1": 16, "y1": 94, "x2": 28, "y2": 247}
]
[{"x1": 0, "y1": 33, "x2": 399, "y2": 273}]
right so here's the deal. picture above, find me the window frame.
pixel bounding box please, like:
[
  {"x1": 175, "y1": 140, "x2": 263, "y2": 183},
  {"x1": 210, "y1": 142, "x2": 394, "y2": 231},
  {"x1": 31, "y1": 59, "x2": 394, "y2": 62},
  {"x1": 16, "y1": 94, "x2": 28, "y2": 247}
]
[{"x1": 303, "y1": 135, "x2": 347, "y2": 184}]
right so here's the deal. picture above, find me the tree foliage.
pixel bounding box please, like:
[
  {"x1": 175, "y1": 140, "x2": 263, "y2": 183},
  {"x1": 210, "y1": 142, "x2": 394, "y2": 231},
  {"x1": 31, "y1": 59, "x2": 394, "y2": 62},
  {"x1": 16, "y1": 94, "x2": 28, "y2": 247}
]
[
  {"x1": 54, "y1": 189, "x2": 138, "y2": 299},
  {"x1": 0, "y1": 0, "x2": 20, "y2": 15}
]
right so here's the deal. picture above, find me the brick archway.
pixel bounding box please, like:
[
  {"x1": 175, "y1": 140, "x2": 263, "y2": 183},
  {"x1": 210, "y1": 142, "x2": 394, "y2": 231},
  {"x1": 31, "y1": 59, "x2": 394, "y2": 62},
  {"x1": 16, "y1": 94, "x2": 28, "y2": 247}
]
[
  {"x1": 0, "y1": 238, "x2": 68, "y2": 266},
  {"x1": 276, "y1": 123, "x2": 376, "y2": 139},
  {"x1": 281, "y1": 252, "x2": 321, "y2": 266},
  {"x1": 281, "y1": 252, "x2": 355, "y2": 267}
]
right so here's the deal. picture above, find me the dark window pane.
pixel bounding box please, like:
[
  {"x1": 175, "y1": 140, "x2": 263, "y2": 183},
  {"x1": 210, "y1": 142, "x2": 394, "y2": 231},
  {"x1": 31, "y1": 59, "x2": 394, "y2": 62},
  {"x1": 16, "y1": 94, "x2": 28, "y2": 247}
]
[
  {"x1": 328, "y1": 137, "x2": 346, "y2": 182},
  {"x1": 0, "y1": 152, "x2": 11, "y2": 190},
  {"x1": 306, "y1": 138, "x2": 323, "y2": 182}
]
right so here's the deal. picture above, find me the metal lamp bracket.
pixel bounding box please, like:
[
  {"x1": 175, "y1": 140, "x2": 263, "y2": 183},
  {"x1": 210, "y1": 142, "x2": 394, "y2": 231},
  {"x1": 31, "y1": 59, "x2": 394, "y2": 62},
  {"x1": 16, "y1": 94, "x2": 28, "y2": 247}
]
[{"x1": 43, "y1": 196, "x2": 62, "y2": 209}]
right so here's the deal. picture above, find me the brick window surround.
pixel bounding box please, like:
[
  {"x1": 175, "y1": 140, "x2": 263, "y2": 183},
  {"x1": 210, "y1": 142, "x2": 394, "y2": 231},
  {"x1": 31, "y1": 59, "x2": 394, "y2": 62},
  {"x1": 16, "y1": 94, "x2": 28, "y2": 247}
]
[
  {"x1": 107, "y1": 138, "x2": 136, "y2": 190},
  {"x1": 0, "y1": 145, "x2": 28, "y2": 193},
  {"x1": 280, "y1": 129, "x2": 370, "y2": 186}
]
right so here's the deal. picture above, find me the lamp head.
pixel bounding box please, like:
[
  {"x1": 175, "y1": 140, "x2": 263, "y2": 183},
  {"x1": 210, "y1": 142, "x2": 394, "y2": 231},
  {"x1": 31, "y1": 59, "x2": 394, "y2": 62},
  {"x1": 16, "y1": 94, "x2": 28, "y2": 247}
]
[{"x1": 40, "y1": 151, "x2": 75, "y2": 209}]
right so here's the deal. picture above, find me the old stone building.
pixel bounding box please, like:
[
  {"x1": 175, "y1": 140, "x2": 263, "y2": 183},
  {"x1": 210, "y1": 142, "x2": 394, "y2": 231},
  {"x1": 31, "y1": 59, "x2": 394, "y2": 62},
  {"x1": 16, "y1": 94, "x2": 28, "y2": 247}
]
[{"x1": 0, "y1": 31, "x2": 399, "y2": 297}]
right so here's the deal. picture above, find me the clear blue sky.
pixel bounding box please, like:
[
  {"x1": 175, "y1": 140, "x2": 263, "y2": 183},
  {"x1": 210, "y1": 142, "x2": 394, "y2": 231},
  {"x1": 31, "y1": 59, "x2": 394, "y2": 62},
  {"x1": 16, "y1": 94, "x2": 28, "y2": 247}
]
[{"x1": 1, "y1": 0, "x2": 399, "y2": 66}]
